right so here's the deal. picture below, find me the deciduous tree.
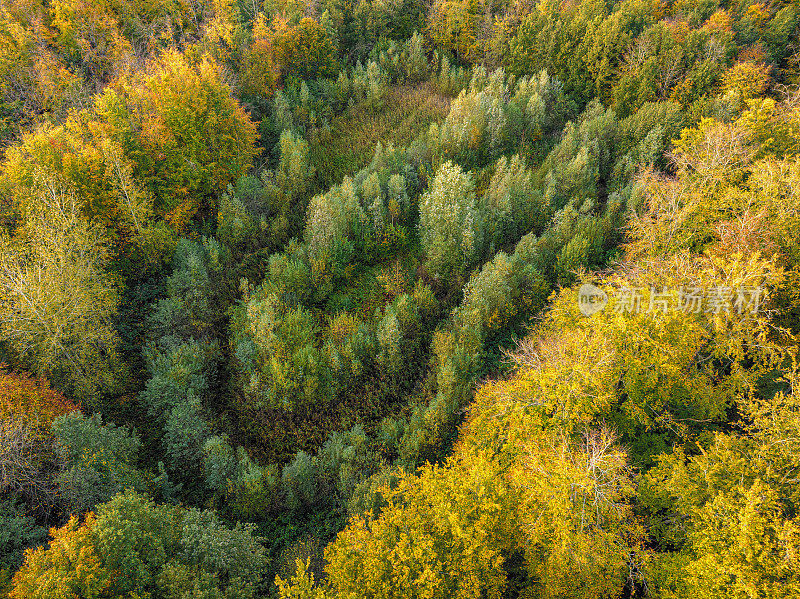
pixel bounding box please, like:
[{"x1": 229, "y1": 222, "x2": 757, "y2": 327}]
[{"x1": 0, "y1": 176, "x2": 122, "y2": 402}]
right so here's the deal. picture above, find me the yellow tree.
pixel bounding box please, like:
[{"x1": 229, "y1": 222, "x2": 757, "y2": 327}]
[
  {"x1": 0, "y1": 174, "x2": 122, "y2": 402},
  {"x1": 274, "y1": 17, "x2": 338, "y2": 81},
  {"x1": 0, "y1": 368, "x2": 78, "y2": 514},
  {"x1": 0, "y1": 116, "x2": 172, "y2": 273},
  {"x1": 0, "y1": 4, "x2": 83, "y2": 127},
  {"x1": 10, "y1": 514, "x2": 112, "y2": 599},
  {"x1": 320, "y1": 453, "x2": 511, "y2": 599},
  {"x1": 50, "y1": 0, "x2": 133, "y2": 82},
  {"x1": 94, "y1": 49, "x2": 259, "y2": 229},
  {"x1": 240, "y1": 13, "x2": 280, "y2": 100},
  {"x1": 427, "y1": 0, "x2": 491, "y2": 64}
]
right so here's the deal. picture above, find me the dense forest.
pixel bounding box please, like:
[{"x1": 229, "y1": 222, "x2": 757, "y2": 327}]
[{"x1": 1, "y1": 0, "x2": 800, "y2": 596}]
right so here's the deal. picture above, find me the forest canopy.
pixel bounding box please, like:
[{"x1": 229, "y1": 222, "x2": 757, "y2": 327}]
[{"x1": 2, "y1": 0, "x2": 800, "y2": 597}]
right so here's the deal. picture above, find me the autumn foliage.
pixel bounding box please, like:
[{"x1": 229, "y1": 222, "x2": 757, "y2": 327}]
[
  {"x1": 96, "y1": 50, "x2": 260, "y2": 228},
  {"x1": 0, "y1": 368, "x2": 78, "y2": 434},
  {"x1": 2, "y1": 0, "x2": 800, "y2": 597}
]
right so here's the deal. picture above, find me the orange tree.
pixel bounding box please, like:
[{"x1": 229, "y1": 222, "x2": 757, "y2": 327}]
[{"x1": 0, "y1": 367, "x2": 78, "y2": 515}]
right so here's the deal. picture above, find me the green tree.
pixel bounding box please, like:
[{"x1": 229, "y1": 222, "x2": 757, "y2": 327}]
[
  {"x1": 10, "y1": 490, "x2": 268, "y2": 599},
  {"x1": 418, "y1": 160, "x2": 482, "y2": 286},
  {"x1": 52, "y1": 412, "x2": 148, "y2": 515},
  {"x1": 0, "y1": 499, "x2": 46, "y2": 590},
  {"x1": 482, "y1": 154, "x2": 543, "y2": 249},
  {"x1": 231, "y1": 291, "x2": 329, "y2": 411}
]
